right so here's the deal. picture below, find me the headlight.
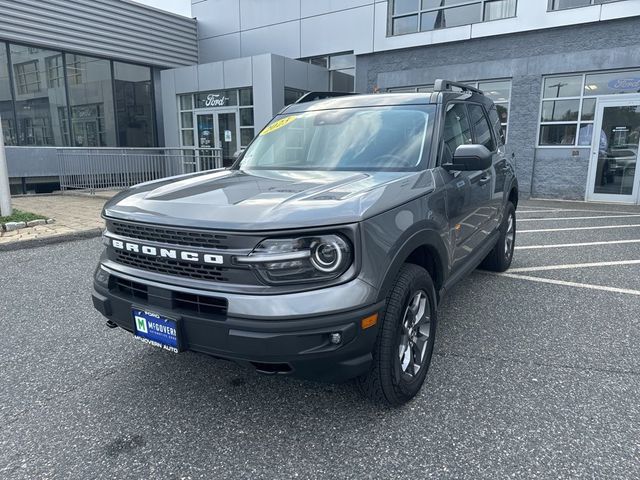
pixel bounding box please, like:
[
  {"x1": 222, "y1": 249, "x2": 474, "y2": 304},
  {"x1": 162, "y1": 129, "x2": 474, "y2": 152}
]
[{"x1": 236, "y1": 234, "x2": 352, "y2": 284}]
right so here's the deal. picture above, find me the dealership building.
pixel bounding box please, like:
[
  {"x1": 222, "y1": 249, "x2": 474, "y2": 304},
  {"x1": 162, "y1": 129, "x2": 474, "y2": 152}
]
[{"x1": 1, "y1": 0, "x2": 640, "y2": 204}]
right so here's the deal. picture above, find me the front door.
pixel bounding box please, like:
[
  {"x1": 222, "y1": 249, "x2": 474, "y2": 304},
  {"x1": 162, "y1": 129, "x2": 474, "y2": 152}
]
[
  {"x1": 196, "y1": 110, "x2": 239, "y2": 170},
  {"x1": 586, "y1": 96, "x2": 640, "y2": 204}
]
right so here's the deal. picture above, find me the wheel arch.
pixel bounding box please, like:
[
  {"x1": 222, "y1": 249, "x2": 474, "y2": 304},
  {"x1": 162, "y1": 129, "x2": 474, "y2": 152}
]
[{"x1": 377, "y1": 229, "x2": 448, "y2": 304}]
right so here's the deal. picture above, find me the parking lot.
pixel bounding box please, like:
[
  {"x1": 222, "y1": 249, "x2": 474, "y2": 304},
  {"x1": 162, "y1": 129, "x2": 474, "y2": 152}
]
[{"x1": 1, "y1": 199, "x2": 639, "y2": 479}]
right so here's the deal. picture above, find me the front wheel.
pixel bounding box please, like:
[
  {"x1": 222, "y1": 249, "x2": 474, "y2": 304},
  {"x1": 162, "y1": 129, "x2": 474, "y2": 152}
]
[
  {"x1": 356, "y1": 264, "x2": 437, "y2": 407},
  {"x1": 481, "y1": 201, "x2": 516, "y2": 272}
]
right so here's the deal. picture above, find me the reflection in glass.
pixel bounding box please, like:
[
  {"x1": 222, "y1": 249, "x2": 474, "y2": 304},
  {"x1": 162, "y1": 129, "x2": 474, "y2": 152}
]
[
  {"x1": 593, "y1": 105, "x2": 640, "y2": 196},
  {"x1": 539, "y1": 124, "x2": 577, "y2": 146},
  {"x1": 393, "y1": 15, "x2": 418, "y2": 34},
  {"x1": 395, "y1": 0, "x2": 419, "y2": 14},
  {"x1": 0, "y1": 42, "x2": 17, "y2": 145},
  {"x1": 581, "y1": 98, "x2": 596, "y2": 121},
  {"x1": 543, "y1": 75, "x2": 582, "y2": 98},
  {"x1": 541, "y1": 100, "x2": 580, "y2": 122},
  {"x1": 421, "y1": 4, "x2": 482, "y2": 31},
  {"x1": 479, "y1": 80, "x2": 511, "y2": 102},
  {"x1": 483, "y1": 0, "x2": 516, "y2": 21},
  {"x1": 551, "y1": 0, "x2": 591, "y2": 10},
  {"x1": 66, "y1": 54, "x2": 115, "y2": 146},
  {"x1": 584, "y1": 70, "x2": 640, "y2": 96},
  {"x1": 114, "y1": 61, "x2": 154, "y2": 147},
  {"x1": 11, "y1": 44, "x2": 67, "y2": 146}
]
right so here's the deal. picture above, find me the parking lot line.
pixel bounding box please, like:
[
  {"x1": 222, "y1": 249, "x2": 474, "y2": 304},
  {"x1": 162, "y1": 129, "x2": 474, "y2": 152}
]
[
  {"x1": 519, "y1": 214, "x2": 640, "y2": 222},
  {"x1": 519, "y1": 207, "x2": 640, "y2": 215},
  {"x1": 515, "y1": 239, "x2": 640, "y2": 250},
  {"x1": 492, "y1": 272, "x2": 640, "y2": 296},
  {"x1": 519, "y1": 224, "x2": 640, "y2": 233},
  {"x1": 509, "y1": 259, "x2": 640, "y2": 273}
]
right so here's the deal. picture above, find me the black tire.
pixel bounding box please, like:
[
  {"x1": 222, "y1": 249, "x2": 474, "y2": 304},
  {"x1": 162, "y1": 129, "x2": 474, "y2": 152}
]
[
  {"x1": 480, "y1": 201, "x2": 516, "y2": 272},
  {"x1": 356, "y1": 264, "x2": 437, "y2": 407}
]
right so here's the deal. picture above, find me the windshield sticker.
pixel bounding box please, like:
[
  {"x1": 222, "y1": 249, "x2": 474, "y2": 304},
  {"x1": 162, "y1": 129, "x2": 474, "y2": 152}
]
[{"x1": 260, "y1": 116, "x2": 297, "y2": 136}]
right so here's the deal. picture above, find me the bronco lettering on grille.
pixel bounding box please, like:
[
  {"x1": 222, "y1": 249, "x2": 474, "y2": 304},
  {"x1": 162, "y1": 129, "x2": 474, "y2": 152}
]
[{"x1": 111, "y1": 239, "x2": 223, "y2": 265}]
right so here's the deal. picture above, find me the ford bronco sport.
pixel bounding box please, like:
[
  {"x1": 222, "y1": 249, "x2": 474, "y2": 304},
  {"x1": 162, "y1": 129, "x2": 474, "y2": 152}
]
[{"x1": 92, "y1": 80, "x2": 518, "y2": 406}]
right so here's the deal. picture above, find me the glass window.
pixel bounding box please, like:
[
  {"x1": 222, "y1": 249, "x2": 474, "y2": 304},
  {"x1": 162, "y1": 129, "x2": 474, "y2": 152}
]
[
  {"x1": 391, "y1": 0, "x2": 515, "y2": 35},
  {"x1": 581, "y1": 98, "x2": 596, "y2": 121},
  {"x1": 442, "y1": 103, "x2": 473, "y2": 164},
  {"x1": 543, "y1": 75, "x2": 582, "y2": 98},
  {"x1": 550, "y1": 0, "x2": 595, "y2": 11},
  {"x1": 113, "y1": 61, "x2": 154, "y2": 147},
  {"x1": 240, "y1": 128, "x2": 254, "y2": 148},
  {"x1": 539, "y1": 124, "x2": 577, "y2": 146},
  {"x1": 240, "y1": 108, "x2": 253, "y2": 127},
  {"x1": 395, "y1": 0, "x2": 420, "y2": 14},
  {"x1": 584, "y1": 70, "x2": 640, "y2": 96},
  {"x1": 488, "y1": 105, "x2": 505, "y2": 145},
  {"x1": 45, "y1": 55, "x2": 64, "y2": 88},
  {"x1": 239, "y1": 88, "x2": 253, "y2": 106},
  {"x1": 11, "y1": 44, "x2": 67, "y2": 146},
  {"x1": 484, "y1": 0, "x2": 516, "y2": 20},
  {"x1": 541, "y1": 99, "x2": 580, "y2": 122},
  {"x1": 65, "y1": 54, "x2": 115, "y2": 147},
  {"x1": 179, "y1": 94, "x2": 193, "y2": 111},
  {"x1": 468, "y1": 104, "x2": 495, "y2": 151},
  {"x1": 0, "y1": 42, "x2": 17, "y2": 145}
]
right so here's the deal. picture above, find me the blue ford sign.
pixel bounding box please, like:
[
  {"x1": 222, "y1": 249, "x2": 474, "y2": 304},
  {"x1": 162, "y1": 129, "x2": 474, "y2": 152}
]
[{"x1": 608, "y1": 78, "x2": 640, "y2": 91}]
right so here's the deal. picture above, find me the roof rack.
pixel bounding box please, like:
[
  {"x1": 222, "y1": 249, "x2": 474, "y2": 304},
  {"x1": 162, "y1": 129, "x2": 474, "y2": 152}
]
[
  {"x1": 433, "y1": 79, "x2": 484, "y2": 95},
  {"x1": 295, "y1": 91, "x2": 354, "y2": 104}
]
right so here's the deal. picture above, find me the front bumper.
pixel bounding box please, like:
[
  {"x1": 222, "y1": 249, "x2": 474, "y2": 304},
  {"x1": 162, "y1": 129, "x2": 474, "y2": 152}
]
[{"x1": 92, "y1": 266, "x2": 383, "y2": 382}]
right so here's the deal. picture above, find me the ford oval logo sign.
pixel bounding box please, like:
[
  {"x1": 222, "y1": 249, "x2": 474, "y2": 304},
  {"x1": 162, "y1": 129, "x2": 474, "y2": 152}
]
[{"x1": 608, "y1": 78, "x2": 640, "y2": 91}]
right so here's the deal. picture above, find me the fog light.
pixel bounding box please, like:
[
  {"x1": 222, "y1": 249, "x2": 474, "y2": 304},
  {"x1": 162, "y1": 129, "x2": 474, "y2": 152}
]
[{"x1": 329, "y1": 333, "x2": 342, "y2": 345}]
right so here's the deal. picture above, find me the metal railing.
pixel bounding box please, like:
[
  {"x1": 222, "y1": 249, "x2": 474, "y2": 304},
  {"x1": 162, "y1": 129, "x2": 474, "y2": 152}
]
[{"x1": 57, "y1": 147, "x2": 224, "y2": 193}]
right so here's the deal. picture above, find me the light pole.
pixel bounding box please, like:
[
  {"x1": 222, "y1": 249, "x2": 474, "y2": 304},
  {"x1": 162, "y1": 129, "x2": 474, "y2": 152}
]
[{"x1": 0, "y1": 114, "x2": 12, "y2": 216}]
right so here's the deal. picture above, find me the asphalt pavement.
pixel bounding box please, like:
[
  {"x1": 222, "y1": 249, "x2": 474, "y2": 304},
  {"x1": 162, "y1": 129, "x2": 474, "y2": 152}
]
[{"x1": 1, "y1": 200, "x2": 639, "y2": 479}]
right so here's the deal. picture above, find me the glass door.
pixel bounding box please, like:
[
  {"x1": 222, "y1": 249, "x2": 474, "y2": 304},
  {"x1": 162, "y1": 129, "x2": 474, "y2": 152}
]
[
  {"x1": 196, "y1": 113, "x2": 217, "y2": 170},
  {"x1": 587, "y1": 97, "x2": 640, "y2": 203},
  {"x1": 216, "y1": 111, "x2": 238, "y2": 167}
]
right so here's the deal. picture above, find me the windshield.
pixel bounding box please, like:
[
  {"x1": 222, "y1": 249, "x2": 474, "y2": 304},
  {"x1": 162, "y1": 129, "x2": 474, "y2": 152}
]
[{"x1": 238, "y1": 106, "x2": 433, "y2": 171}]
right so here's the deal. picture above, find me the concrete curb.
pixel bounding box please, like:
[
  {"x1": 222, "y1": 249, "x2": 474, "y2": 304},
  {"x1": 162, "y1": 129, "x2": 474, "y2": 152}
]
[{"x1": 0, "y1": 227, "x2": 103, "y2": 252}]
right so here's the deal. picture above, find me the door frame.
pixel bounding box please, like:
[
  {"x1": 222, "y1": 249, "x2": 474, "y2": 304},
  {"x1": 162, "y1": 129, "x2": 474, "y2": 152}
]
[
  {"x1": 585, "y1": 95, "x2": 640, "y2": 204},
  {"x1": 194, "y1": 107, "x2": 239, "y2": 169}
]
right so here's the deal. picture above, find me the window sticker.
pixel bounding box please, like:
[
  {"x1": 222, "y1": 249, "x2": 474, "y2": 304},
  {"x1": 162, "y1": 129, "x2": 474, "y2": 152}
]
[{"x1": 260, "y1": 116, "x2": 297, "y2": 136}]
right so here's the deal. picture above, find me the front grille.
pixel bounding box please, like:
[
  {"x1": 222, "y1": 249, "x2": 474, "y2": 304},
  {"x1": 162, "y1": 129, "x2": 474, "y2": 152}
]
[
  {"x1": 109, "y1": 276, "x2": 228, "y2": 317},
  {"x1": 114, "y1": 249, "x2": 229, "y2": 282},
  {"x1": 113, "y1": 277, "x2": 148, "y2": 301},
  {"x1": 108, "y1": 220, "x2": 230, "y2": 249},
  {"x1": 174, "y1": 292, "x2": 227, "y2": 317}
]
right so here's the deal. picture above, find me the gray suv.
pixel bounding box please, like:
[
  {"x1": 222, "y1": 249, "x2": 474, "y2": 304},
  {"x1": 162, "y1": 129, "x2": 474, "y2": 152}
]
[{"x1": 92, "y1": 80, "x2": 518, "y2": 406}]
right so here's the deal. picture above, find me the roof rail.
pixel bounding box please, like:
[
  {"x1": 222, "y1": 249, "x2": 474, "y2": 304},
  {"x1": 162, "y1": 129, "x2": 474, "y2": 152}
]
[
  {"x1": 295, "y1": 91, "x2": 354, "y2": 104},
  {"x1": 433, "y1": 79, "x2": 484, "y2": 95}
]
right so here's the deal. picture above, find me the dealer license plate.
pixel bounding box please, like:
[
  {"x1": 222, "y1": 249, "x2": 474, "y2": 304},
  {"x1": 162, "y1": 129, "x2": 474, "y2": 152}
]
[{"x1": 132, "y1": 308, "x2": 180, "y2": 353}]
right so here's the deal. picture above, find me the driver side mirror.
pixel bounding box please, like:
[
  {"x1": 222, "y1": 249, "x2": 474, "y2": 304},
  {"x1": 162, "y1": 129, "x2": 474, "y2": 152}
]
[{"x1": 443, "y1": 144, "x2": 492, "y2": 171}]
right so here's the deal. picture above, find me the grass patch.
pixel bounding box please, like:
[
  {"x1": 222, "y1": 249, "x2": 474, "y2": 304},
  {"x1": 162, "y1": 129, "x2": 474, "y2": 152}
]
[{"x1": 0, "y1": 209, "x2": 47, "y2": 224}]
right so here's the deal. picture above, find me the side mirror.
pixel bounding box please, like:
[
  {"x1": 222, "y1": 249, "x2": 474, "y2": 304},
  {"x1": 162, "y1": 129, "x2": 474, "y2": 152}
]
[{"x1": 444, "y1": 145, "x2": 492, "y2": 171}]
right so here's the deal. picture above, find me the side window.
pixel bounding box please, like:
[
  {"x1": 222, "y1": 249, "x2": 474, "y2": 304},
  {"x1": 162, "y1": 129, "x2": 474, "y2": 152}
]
[
  {"x1": 488, "y1": 105, "x2": 505, "y2": 146},
  {"x1": 442, "y1": 103, "x2": 472, "y2": 165},
  {"x1": 468, "y1": 104, "x2": 495, "y2": 151}
]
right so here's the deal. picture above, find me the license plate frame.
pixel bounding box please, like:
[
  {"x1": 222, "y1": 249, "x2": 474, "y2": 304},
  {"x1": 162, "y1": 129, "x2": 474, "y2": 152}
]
[{"x1": 132, "y1": 308, "x2": 182, "y2": 353}]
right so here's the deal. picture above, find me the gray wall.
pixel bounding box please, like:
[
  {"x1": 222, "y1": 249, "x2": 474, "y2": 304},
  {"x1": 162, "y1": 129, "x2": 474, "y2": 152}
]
[
  {"x1": 356, "y1": 17, "x2": 640, "y2": 199},
  {"x1": 0, "y1": 0, "x2": 198, "y2": 67},
  {"x1": 161, "y1": 54, "x2": 329, "y2": 146}
]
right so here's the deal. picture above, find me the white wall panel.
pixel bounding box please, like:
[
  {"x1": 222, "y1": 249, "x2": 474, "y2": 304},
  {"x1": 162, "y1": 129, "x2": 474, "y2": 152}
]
[
  {"x1": 224, "y1": 57, "x2": 253, "y2": 86},
  {"x1": 199, "y1": 33, "x2": 242, "y2": 63},
  {"x1": 300, "y1": 0, "x2": 373, "y2": 18},
  {"x1": 241, "y1": 21, "x2": 302, "y2": 58},
  {"x1": 197, "y1": 61, "x2": 225, "y2": 91},
  {"x1": 239, "y1": 0, "x2": 301, "y2": 30},
  {"x1": 193, "y1": 0, "x2": 241, "y2": 38},
  {"x1": 300, "y1": 5, "x2": 375, "y2": 57}
]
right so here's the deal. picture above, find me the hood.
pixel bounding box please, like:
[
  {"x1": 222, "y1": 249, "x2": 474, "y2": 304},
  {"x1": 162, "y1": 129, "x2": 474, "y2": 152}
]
[{"x1": 103, "y1": 169, "x2": 436, "y2": 230}]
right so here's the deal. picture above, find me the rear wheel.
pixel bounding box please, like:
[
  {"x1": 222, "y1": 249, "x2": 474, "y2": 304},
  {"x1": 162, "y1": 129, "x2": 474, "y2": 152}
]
[
  {"x1": 357, "y1": 264, "x2": 437, "y2": 407},
  {"x1": 481, "y1": 201, "x2": 516, "y2": 272}
]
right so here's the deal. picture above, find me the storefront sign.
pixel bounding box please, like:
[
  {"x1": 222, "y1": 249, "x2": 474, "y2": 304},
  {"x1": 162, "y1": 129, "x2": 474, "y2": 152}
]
[
  {"x1": 608, "y1": 78, "x2": 640, "y2": 91},
  {"x1": 205, "y1": 94, "x2": 229, "y2": 107}
]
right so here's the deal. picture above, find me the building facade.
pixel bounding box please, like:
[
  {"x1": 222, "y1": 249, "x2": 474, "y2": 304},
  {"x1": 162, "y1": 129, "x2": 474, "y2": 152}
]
[
  {"x1": 1, "y1": 0, "x2": 640, "y2": 203},
  {"x1": 193, "y1": 0, "x2": 640, "y2": 204}
]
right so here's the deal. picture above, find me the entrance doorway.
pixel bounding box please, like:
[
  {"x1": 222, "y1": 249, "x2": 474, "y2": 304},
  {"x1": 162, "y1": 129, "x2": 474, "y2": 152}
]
[
  {"x1": 586, "y1": 96, "x2": 640, "y2": 204},
  {"x1": 195, "y1": 109, "x2": 239, "y2": 169}
]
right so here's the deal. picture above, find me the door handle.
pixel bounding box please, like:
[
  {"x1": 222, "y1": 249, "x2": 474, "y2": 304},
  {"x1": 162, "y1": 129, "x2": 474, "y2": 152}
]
[{"x1": 479, "y1": 176, "x2": 491, "y2": 185}]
